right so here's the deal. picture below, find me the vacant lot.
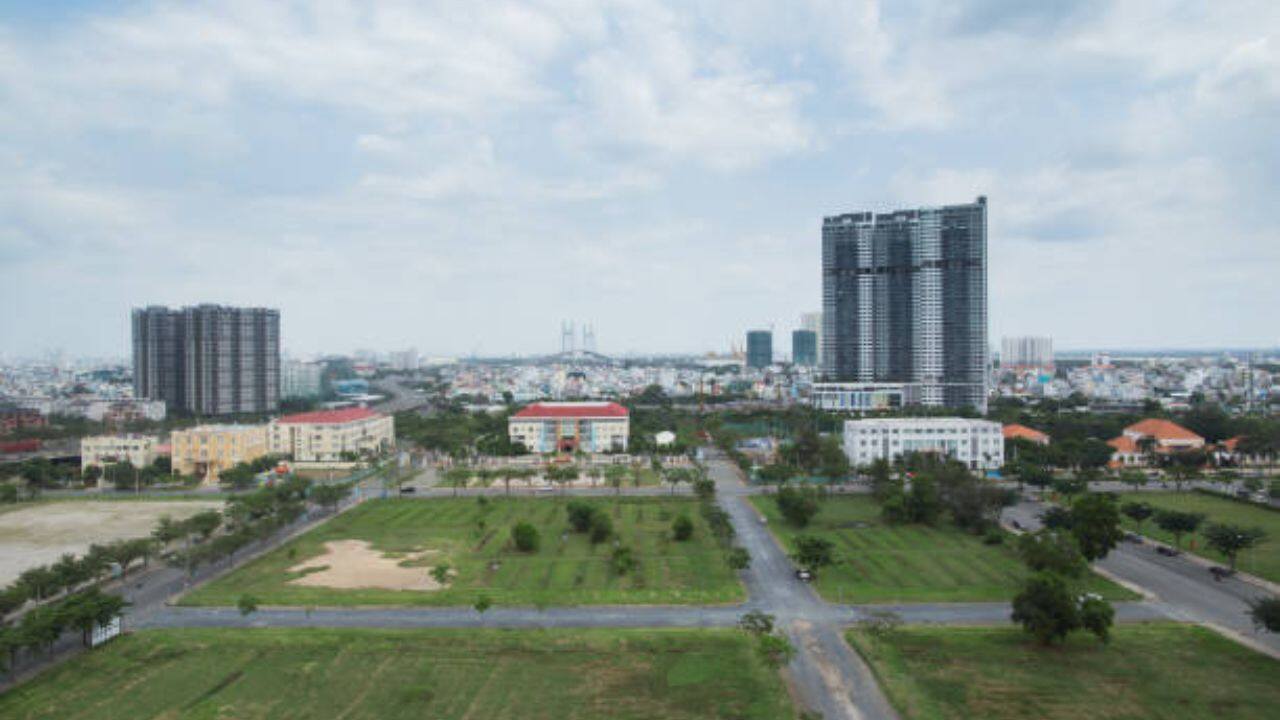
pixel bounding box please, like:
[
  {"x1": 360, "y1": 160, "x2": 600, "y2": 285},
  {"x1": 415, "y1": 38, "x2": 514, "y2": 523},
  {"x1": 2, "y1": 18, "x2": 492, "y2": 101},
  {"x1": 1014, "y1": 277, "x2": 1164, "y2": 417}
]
[
  {"x1": 1117, "y1": 492, "x2": 1279, "y2": 581},
  {"x1": 848, "y1": 624, "x2": 1279, "y2": 720},
  {"x1": 0, "y1": 500, "x2": 223, "y2": 585},
  {"x1": 184, "y1": 497, "x2": 743, "y2": 607},
  {"x1": 0, "y1": 628, "x2": 795, "y2": 720},
  {"x1": 751, "y1": 496, "x2": 1133, "y2": 603}
]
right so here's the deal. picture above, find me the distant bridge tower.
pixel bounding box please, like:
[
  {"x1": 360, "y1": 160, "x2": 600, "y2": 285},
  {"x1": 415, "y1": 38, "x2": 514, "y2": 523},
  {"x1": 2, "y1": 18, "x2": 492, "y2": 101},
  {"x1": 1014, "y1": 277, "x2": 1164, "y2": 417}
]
[{"x1": 582, "y1": 324, "x2": 597, "y2": 354}]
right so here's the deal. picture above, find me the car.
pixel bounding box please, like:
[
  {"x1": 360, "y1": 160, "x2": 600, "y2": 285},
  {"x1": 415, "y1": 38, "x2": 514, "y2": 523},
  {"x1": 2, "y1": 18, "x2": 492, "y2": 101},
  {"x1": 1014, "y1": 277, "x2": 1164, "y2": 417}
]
[
  {"x1": 1155, "y1": 546, "x2": 1180, "y2": 557},
  {"x1": 1209, "y1": 566, "x2": 1235, "y2": 581},
  {"x1": 1123, "y1": 531, "x2": 1143, "y2": 543},
  {"x1": 398, "y1": 486, "x2": 416, "y2": 494},
  {"x1": 795, "y1": 569, "x2": 813, "y2": 582},
  {"x1": 1010, "y1": 520, "x2": 1023, "y2": 530},
  {"x1": 758, "y1": 515, "x2": 768, "y2": 525}
]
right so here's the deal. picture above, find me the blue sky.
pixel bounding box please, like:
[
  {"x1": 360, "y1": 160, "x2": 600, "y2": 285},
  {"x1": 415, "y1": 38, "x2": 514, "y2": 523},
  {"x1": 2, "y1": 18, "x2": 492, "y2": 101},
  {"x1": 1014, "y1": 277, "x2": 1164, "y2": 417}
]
[{"x1": 1, "y1": 0, "x2": 1277, "y2": 358}]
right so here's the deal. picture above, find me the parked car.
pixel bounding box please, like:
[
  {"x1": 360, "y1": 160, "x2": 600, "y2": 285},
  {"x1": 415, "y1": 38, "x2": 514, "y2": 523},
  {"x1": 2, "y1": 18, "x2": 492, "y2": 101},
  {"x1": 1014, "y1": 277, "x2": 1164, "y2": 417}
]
[
  {"x1": 795, "y1": 569, "x2": 813, "y2": 582},
  {"x1": 1123, "y1": 531, "x2": 1143, "y2": 543},
  {"x1": 399, "y1": 486, "x2": 416, "y2": 494},
  {"x1": 1155, "y1": 546, "x2": 1180, "y2": 557},
  {"x1": 1209, "y1": 566, "x2": 1235, "y2": 581}
]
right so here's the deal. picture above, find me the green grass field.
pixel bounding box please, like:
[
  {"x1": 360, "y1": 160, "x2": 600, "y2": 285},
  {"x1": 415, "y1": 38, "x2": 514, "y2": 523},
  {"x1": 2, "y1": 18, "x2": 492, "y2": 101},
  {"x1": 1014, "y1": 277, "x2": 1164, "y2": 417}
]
[
  {"x1": 848, "y1": 624, "x2": 1280, "y2": 720},
  {"x1": 751, "y1": 496, "x2": 1134, "y2": 603},
  {"x1": 0, "y1": 628, "x2": 796, "y2": 720},
  {"x1": 183, "y1": 497, "x2": 744, "y2": 607},
  {"x1": 1117, "y1": 492, "x2": 1279, "y2": 581}
]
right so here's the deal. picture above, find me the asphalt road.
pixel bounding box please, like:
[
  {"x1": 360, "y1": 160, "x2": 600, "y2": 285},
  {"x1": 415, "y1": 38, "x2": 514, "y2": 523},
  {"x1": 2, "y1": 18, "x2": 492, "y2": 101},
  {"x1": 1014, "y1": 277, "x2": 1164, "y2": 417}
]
[{"x1": 1003, "y1": 499, "x2": 1280, "y2": 658}]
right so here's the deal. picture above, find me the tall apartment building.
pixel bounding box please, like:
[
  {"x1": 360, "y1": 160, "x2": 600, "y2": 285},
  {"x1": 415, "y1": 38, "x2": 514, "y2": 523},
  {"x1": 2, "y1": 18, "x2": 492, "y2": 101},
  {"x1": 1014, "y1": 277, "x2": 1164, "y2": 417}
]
[
  {"x1": 282, "y1": 360, "x2": 324, "y2": 399},
  {"x1": 133, "y1": 305, "x2": 280, "y2": 416},
  {"x1": 820, "y1": 197, "x2": 988, "y2": 412},
  {"x1": 800, "y1": 312, "x2": 823, "y2": 360},
  {"x1": 1001, "y1": 336, "x2": 1054, "y2": 371},
  {"x1": 792, "y1": 330, "x2": 818, "y2": 366},
  {"x1": 746, "y1": 330, "x2": 773, "y2": 369}
]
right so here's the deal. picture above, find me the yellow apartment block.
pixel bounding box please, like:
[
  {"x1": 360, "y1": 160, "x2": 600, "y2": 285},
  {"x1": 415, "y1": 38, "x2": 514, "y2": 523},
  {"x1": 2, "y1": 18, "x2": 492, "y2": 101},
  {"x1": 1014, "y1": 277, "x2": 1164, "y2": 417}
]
[{"x1": 170, "y1": 424, "x2": 269, "y2": 485}]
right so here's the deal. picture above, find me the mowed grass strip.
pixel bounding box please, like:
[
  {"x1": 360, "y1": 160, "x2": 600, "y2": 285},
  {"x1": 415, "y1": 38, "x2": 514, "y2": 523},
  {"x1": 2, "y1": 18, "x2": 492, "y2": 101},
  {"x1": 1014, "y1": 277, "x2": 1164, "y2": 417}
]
[
  {"x1": 1117, "y1": 492, "x2": 1280, "y2": 582},
  {"x1": 750, "y1": 496, "x2": 1135, "y2": 603},
  {"x1": 183, "y1": 497, "x2": 744, "y2": 607},
  {"x1": 847, "y1": 624, "x2": 1280, "y2": 720},
  {"x1": 0, "y1": 628, "x2": 797, "y2": 720}
]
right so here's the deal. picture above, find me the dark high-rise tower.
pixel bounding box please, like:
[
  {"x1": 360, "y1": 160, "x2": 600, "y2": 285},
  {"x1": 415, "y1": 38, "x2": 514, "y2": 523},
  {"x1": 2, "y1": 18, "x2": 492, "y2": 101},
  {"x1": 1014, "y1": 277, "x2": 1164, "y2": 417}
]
[
  {"x1": 821, "y1": 197, "x2": 988, "y2": 412},
  {"x1": 792, "y1": 330, "x2": 818, "y2": 367},
  {"x1": 746, "y1": 330, "x2": 773, "y2": 369},
  {"x1": 132, "y1": 305, "x2": 280, "y2": 416}
]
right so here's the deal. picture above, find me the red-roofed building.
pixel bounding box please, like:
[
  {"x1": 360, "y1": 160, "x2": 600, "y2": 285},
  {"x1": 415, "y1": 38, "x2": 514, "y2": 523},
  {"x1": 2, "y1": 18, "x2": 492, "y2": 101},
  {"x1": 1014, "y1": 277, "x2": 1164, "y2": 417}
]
[
  {"x1": 1108, "y1": 418, "x2": 1205, "y2": 468},
  {"x1": 509, "y1": 402, "x2": 630, "y2": 453},
  {"x1": 1002, "y1": 424, "x2": 1050, "y2": 446},
  {"x1": 269, "y1": 407, "x2": 394, "y2": 463}
]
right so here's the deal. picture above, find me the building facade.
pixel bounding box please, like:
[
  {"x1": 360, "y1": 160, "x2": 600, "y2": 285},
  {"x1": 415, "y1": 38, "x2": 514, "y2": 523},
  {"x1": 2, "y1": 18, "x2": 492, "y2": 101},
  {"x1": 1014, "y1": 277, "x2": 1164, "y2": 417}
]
[
  {"x1": 133, "y1": 305, "x2": 280, "y2": 416},
  {"x1": 508, "y1": 402, "x2": 630, "y2": 454},
  {"x1": 1001, "y1": 336, "x2": 1054, "y2": 371},
  {"x1": 170, "y1": 424, "x2": 269, "y2": 485},
  {"x1": 821, "y1": 197, "x2": 988, "y2": 412},
  {"x1": 81, "y1": 435, "x2": 157, "y2": 473},
  {"x1": 792, "y1": 330, "x2": 818, "y2": 367},
  {"x1": 746, "y1": 330, "x2": 773, "y2": 369},
  {"x1": 843, "y1": 417, "x2": 1004, "y2": 471},
  {"x1": 282, "y1": 360, "x2": 324, "y2": 399},
  {"x1": 268, "y1": 407, "x2": 394, "y2": 463}
]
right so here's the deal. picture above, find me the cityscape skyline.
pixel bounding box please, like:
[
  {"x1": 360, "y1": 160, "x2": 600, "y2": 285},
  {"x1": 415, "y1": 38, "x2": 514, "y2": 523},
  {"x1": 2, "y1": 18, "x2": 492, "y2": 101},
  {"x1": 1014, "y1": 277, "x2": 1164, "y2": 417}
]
[{"x1": 2, "y1": 2, "x2": 1277, "y2": 358}]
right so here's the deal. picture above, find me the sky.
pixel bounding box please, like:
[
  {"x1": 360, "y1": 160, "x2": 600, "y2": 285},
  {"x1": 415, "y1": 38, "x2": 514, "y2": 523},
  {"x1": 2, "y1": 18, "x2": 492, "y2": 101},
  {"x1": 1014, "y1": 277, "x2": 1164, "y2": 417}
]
[{"x1": 1, "y1": 0, "x2": 1277, "y2": 359}]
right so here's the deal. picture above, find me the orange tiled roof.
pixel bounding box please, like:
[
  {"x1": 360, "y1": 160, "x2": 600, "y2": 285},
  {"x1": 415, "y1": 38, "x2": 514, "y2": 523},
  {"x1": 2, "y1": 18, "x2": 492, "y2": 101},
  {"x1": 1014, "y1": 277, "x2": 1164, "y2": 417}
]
[
  {"x1": 1125, "y1": 418, "x2": 1203, "y2": 442},
  {"x1": 1108, "y1": 435, "x2": 1139, "y2": 453},
  {"x1": 1003, "y1": 424, "x2": 1050, "y2": 444}
]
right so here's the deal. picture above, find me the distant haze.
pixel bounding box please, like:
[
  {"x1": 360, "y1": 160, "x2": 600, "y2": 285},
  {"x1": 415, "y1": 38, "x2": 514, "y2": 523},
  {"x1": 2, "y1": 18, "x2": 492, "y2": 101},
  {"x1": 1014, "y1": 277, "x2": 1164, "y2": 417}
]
[{"x1": 1, "y1": 1, "x2": 1277, "y2": 357}]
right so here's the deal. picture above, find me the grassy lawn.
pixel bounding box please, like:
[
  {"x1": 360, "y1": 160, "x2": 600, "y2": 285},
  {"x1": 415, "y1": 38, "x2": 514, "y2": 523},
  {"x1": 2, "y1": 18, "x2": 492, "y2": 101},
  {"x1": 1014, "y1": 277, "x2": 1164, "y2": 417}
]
[
  {"x1": 1117, "y1": 492, "x2": 1279, "y2": 581},
  {"x1": 183, "y1": 497, "x2": 743, "y2": 607},
  {"x1": 751, "y1": 496, "x2": 1134, "y2": 603},
  {"x1": 0, "y1": 628, "x2": 796, "y2": 720},
  {"x1": 848, "y1": 624, "x2": 1279, "y2": 720}
]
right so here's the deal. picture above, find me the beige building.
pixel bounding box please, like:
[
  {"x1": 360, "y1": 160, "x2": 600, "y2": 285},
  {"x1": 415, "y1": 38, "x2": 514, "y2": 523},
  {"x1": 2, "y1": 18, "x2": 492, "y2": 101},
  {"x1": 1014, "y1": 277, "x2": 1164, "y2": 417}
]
[
  {"x1": 81, "y1": 435, "x2": 158, "y2": 474},
  {"x1": 171, "y1": 424, "x2": 269, "y2": 485},
  {"x1": 508, "y1": 402, "x2": 630, "y2": 454},
  {"x1": 268, "y1": 408, "x2": 394, "y2": 463}
]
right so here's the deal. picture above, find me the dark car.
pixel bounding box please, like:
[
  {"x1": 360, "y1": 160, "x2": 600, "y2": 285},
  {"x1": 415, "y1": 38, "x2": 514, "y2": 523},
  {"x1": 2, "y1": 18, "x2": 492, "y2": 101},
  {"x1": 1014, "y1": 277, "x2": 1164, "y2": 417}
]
[
  {"x1": 1209, "y1": 566, "x2": 1235, "y2": 581},
  {"x1": 1155, "y1": 546, "x2": 1180, "y2": 557},
  {"x1": 399, "y1": 486, "x2": 416, "y2": 494},
  {"x1": 1123, "y1": 532, "x2": 1143, "y2": 543}
]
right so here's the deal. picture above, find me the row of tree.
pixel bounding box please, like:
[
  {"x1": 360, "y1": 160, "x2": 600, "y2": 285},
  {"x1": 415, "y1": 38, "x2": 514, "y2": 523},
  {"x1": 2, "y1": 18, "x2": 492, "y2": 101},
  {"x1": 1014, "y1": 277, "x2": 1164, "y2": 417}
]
[
  {"x1": 0, "y1": 538, "x2": 156, "y2": 617},
  {"x1": 0, "y1": 588, "x2": 127, "y2": 672},
  {"x1": 1117, "y1": 501, "x2": 1266, "y2": 571}
]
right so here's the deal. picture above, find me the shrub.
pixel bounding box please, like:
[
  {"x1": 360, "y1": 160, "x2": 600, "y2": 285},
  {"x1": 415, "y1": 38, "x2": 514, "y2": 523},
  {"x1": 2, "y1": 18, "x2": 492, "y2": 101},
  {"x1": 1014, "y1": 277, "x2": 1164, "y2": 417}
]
[
  {"x1": 982, "y1": 528, "x2": 1005, "y2": 545},
  {"x1": 511, "y1": 522, "x2": 540, "y2": 552},
  {"x1": 589, "y1": 511, "x2": 613, "y2": 544},
  {"x1": 566, "y1": 501, "x2": 595, "y2": 533},
  {"x1": 610, "y1": 546, "x2": 638, "y2": 575},
  {"x1": 726, "y1": 546, "x2": 750, "y2": 570},
  {"x1": 672, "y1": 514, "x2": 694, "y2": 541}
]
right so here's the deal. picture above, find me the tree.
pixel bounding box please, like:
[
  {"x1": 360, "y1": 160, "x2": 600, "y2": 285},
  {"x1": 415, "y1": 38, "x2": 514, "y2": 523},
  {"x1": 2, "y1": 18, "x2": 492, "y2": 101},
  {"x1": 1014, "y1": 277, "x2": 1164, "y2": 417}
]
[
  {"x1": 1203, "y1": 524, "x2": 1267, "y2": 571},
  {"x1": 188, "y1": 510, "x2": 223, "y2": 540},
  {"x1": 82, "y1": 465, "x2": 103, "y2": 485},
  {"x1": 237, "y1": 594, "x2": 259, "y2": 617},
  {"x1": 1248, "y1": 596, "x2": 1280, "y2": 633},
  {"x1": 756, "y1": 633, "x2": 795, "y2": 669},
  {"x1": 727, "y1": 546, "x2": 751, "y2": 570},
  {"x1": 588, "y1": 511, "x2": 613, "y2": 544},
  {"x1": 1118, "y1": 469, "x2": 1147, "y2": 490},
  {"x1": 1069, "y1": 493, "x2": 1124, "y2": 562},
  {"x1": 1017, "y1": 530, "x2": 1087, "y2": 578},
  {"x1": 867, "y1": 458, "x2": 900, "y2": 502},
  {"x1": 1079, "y1": 593, "x2": 1115, "y2": 643},
  {"x1": 311, "y1": 484, "x2": 350, "y2": 513},
  {"x1": 430, "y1": 563, "x2": 451, "y2": 585},
  {"x1": 1053, "y1": 476, "x2": 1088, "y2": 499},
  {"x1": 905, "y1": 474, "x2": 942, "y2": 525},
  {"x1": 610, "y1": 545, "x2": 638, "y2": 575},
  {"x1": 566, "y1": 501, "x2": 596, "y2": 533},
  {"x1": 1011, "y1": 572, "x2": 1080, "y2": 645},
  {"x1": 1021, "y1": 463, "x2": 1055, "y2": 499},
  {"x1": 511, "y1": 522, "x2": 540, "y2": 552},
  {"x1": 738, "y1": 610, "x2": 775, "y2": 636},
  {"x1": 605, "y1": 465, "x2": 628, "y2": 496},
  {"x1": 444, "y1": 467, "x2": 471, "y2": 497},
  {"x1": 692, "y1": 477, "x2": 716, "y2": 501},
  {"x1": 1121, "y1": 501, "x2": 1155, "y2": 534},
  {"x1": 672, "y1": 514, "x2": 694, "y2": 541},
  {"x1": 775, "y1": 485, "x2": 821, "y2": 528},
  {"x1": 792, "y1": 535, "x2": 834, "y2": 571},
  {"x1": 1154, "y1": 510, "x2": 1206, "y2": 550},
  {"x1": 474, "y1": 594, "x2": 492, "y2": 618}
]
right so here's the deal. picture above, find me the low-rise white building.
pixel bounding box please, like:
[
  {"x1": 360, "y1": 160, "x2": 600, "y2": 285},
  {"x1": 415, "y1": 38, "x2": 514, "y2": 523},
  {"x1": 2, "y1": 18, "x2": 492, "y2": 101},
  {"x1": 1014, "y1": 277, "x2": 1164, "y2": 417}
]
[
  {"x1": 508, "y1": 402, "x2": 630, "y2": 454},
  {"x1": 81, "y1": 434, "x2": 158, "y2": 472},
  {"x1": 843, "y1": 418, "x2": 1004, "y2": 471},
  {"x1": 269, "y1": 408, "x2": 394, "y2": 463}
]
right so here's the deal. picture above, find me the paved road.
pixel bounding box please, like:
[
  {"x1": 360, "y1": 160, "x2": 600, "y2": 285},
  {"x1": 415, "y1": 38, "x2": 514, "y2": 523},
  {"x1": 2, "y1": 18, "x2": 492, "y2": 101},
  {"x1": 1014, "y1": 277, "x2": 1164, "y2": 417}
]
[{"x1": 1004, "y1": 499, "x2": 1280, "y2": 658}]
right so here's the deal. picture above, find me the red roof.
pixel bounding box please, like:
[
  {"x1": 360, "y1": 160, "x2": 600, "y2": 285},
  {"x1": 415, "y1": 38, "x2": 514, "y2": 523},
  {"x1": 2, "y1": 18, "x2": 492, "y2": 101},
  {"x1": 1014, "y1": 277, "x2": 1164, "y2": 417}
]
[
  {"x1": 1002, "y1": 424, "x2": 1050, "y2": 444},
  {"x1": 1125, "y1": 419, "x2": 1203, "y2": 442},
  {"x1": 512, "y1": 402, "x2": 629, "y2": 419},
  {"x1": 278, "y1": 407, "x2": 381, "y2": 425},
  {"x1": 1108, "y1": 435, "x2": 1139, "y2": 453}
]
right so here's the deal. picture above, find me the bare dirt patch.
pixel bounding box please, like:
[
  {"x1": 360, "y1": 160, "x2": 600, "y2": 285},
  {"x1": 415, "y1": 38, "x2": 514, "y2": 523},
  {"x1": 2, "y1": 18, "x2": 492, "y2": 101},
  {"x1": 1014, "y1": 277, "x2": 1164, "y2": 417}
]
[
  {"x1": 287, "y1": 540, "x2": 447, "y2": 592},
  {"x1": 0, "y1": 500, "x2": 223, "y2": 585}
]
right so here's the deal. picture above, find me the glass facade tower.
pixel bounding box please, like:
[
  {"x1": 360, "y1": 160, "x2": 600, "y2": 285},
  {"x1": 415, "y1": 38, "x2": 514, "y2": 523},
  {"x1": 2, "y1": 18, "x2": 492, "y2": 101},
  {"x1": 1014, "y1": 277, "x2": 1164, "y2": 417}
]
[
  {"x1": 821, "y1": 197, "x2": 988, "y2": 412},
  {"x1": 746, "y1": 330, "x2": 773, "y2": 369}
]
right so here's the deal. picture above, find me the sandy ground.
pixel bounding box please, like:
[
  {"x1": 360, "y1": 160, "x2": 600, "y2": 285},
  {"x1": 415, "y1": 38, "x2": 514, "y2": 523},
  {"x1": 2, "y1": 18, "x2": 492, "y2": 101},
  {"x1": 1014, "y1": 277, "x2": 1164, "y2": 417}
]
[
  {"x1": 0, "y1": 501, "x2": 223, "y2": 586},
  {"x1": 287, "y1": 540, "x2": 445, "y2": 591}
]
